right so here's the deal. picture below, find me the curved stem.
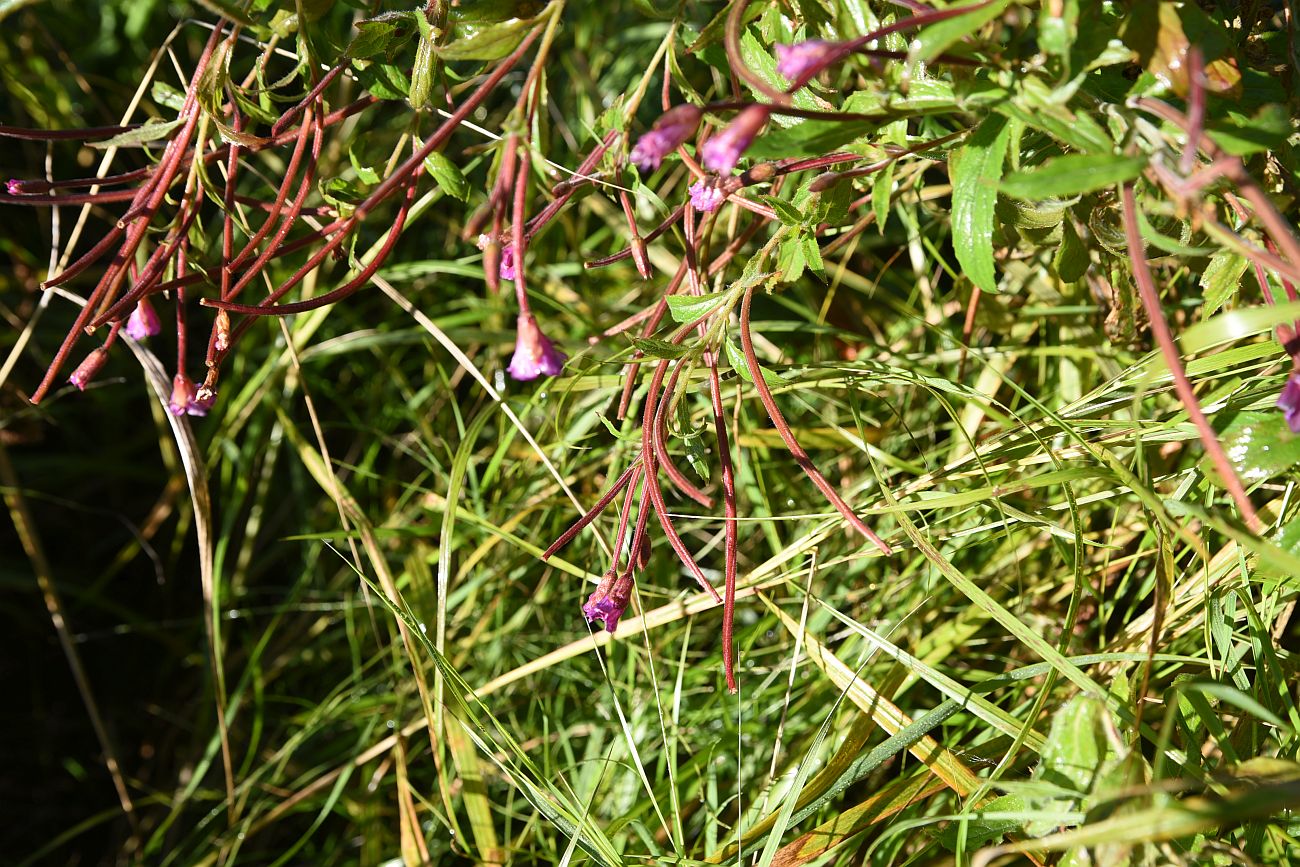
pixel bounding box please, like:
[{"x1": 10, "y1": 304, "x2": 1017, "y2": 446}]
[
  {"x1": 1119, "y1": 183, "x2": 1261, "y2": 533},
  {"x1": 738, "y1": 286, "x2": 892, "y2": 554}
]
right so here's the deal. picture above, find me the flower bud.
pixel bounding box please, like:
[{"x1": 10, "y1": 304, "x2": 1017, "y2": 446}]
[
  {"x1": 629, "y1": 104, "x2": 703, "y2": 172},
  {"x1": 68, "y1": 347, "x2": 108, "y2": 391},
  {"x1": 701, "y1": 105, "x2": 770, "y2": 174}
]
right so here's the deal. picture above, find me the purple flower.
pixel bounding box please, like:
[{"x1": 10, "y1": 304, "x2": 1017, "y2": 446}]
[
  {"x1": 582, "y1": 570, "x2": 634, "y2": 633},
  {"x1": 630, "y1": 104, "x2": 703, "y2": 172},
  {"x1": 499, "y1": 243, "x2": 516, "y2": 281},
  {"x1": 775, "y1": 40, "x2": 837, "y2": 81},
  {"x1": 68, "y1": 348, "x2": 108, "y2": 391},
  {"x1": 1279, "y1": 374, "x2": 1300, "y2": 433},
  {"x1": 124, "y1": 297, "x2": 161, "y2": 340},
  {"x1": 168, "y1": 373, "x2": 209, "y2": 417},
  {"x1": 6, "y1": 179, "x2": 22, "y2": 195},
  {"x1": 507, "y1": 312, "x2": 567, "y2": 381},
  {"x1": 701, "y1": 105, "x2": 770, "y2": 174},
  {"x1": 689, "y1": 180, "x2": 725, "y2": 213}
]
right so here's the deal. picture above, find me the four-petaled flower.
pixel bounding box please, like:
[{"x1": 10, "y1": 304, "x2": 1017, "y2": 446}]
[
  {"x1": 701, "y1": 105, "x2": 770, "y2": 174},
  {"x1": 775, "y1": 40, "x2": 836, "y2": 82},
  {"x1": 1279, "y1": 374, "x2": 1300, "y2": 433},
  {"x1": 124, "y1": 297, "x2": 161, "y2": 340},
  {"x1": 507, "y1": 311, "x2": 567, "y2": 381},
  {"x1": 689, "y1": 180, "x2": 725, "y2": 213},
  {"x1": 630, "y1": 104, "x2": 703, "y2": 172},
  {"x1": 582, "y1": 569, "x2": 634, "y2": 633}
]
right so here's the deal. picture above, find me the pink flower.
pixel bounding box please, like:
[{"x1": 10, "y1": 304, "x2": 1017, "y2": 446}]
[
  {"x1": 499, "y1": 243, "x2": 516, "y2": 281},
  {"x1": 689, "y1": 180, "x2": 725, "y2": 212},
  {"x1": 124, "y1": 297, "x2": 161, "y2": 340},
  {"x1": 700, "y1": 105, "x2": 770, "y2": 174},
  {"x1": 507, "y1": 312, "x2": 567, "y2": 381},
  {"x1": 68, "y1": 348, "x2": 108, "y2": 391},
  {"x1": 630, "y1": 104, "x2": 703, "y2": 172},
  {"x1": 168, "y1": 373, "x2": 209, "y2": 417},
  {"x1": 775, "y1": 40, "x2": 836, "y2": 81},
  {"x1": 6, "y1": 179, "x2": 22, "y2": 195},
  {"x1": 1279, "y1": 374, "x2": 1300, "y2": 433},
  {"x1": 582, "y1": 569, "x2": 634, "y2": 633}
]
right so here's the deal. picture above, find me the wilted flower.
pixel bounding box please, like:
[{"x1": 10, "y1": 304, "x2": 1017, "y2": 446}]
[
  {"x1": 68, "y1": 348, "x2": 108, "y2": 391},
  {"x1": 191, "y1": 384, "x2": 217, "y2": 415},
  {"x1": 689, "y1": 180, "x2": 725, "y2": 213},
  {"x1": 630, "y1": 104, "x2": 703, "y2": 172},
  {"x1": 1279, "y1": 374, "x2": 1300, "y2": 433},
  {"x1": 124, "y1": 297, "x2": 161, "y2": 340},
  {"x1": 775, "y1": 40, "x2": 837, "y2": 81},
  {"x1": 213, "y1": 309, "x2": 231, "y2": 352},
  {"x1": 507, "y1": 311, "x2": 566, "y2": 381},
  {"x1": 582, "y1": 569, "x2": 634, "y2": 632},
  {"x1": 701, "y1": 105, "x2": 770, "y2": 174}
]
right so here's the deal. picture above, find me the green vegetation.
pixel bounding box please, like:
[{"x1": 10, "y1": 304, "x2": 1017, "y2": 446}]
[{"x1": 3, "y1": 0, "x2": 1300, "y2": 864}]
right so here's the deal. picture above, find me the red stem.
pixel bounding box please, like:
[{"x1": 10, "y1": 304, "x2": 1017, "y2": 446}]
[{"x1": 738, "y1": 286, "x2": 892, "y2": 554}]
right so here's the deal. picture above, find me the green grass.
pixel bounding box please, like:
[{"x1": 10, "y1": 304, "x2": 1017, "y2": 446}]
[{"x1": 3, "y1": 1, "x2": 1300, "y2": 865}]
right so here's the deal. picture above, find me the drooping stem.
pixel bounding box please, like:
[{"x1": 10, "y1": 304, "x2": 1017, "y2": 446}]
[
  {"x1": 738, "y1": 286, "x2": 893, "y2": 555},
  {"x1": 1119, "y1": 182, "x2": 1262, "y2": 533}
]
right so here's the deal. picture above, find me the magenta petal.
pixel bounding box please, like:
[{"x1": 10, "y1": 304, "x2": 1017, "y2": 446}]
[
  {"x1": 701, "y1": 105, "x2": 769, "y2": 174},
  {"x1": 775, "y1": 40, "x2": 835, "y2": 81},
  {"x1": 689, "y1": 181, "x2": 725, "y2": 213},
  {"x1": 1279, "y1": 375, "x2": 1300, "y2": 433},
  {"x1": 500, "y1": 244, "x2": 516, "y2": 281},
  {"x1": 507, "y1": 312, "x2": 567, "y2": 381},
  {"x1": 124, "y1": 298, "x2": 161, "y2": 340},
  {"x1": 630, "y1": 104, "x2": 702, "y2": 172}
]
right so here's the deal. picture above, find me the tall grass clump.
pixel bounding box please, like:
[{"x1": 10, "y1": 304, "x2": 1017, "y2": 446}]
[{"x1": 3, "y1": 0, "x2": 1300, "y2": 864}]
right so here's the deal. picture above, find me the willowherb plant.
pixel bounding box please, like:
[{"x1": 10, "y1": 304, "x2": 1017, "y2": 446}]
[{"x1": 6, "y1": 0, "x2": 1300, "y2": 696}]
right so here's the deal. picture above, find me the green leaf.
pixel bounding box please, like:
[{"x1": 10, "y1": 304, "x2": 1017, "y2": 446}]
[
  {"x1": 761, "y1": 195, "x2": 804, "y2": 227},
  {"x1": 776, "y1": 233, "x2": 808, "y2": 283},
  {"x1": 724, "y1": 337, "x2": 783, "y2": 387},
  {"x1": 437, "y1": 15, "x2": 538, "y2": 62},
  {"x1": 937, "y1": 795, "x2": 1026, "y2": 850},
  {"x1": 150, "y1": 81, "x2": 186, "y2": 112},
  {"x1": 1054, "y1": 218, "x2": 1088, "y2": 283},
  {"x1": 1181, "y1": 299, "x2": 1300, "y2": 354},
  {"x1": 803, "y1": 236, "x2": 825, "y2": 279},
  {"x1": 1001, "y1": 154, "x2": 1146, "y2": 200},
  {"x1": 912, "y1": 0, "x2": 1011, "y2": 63},
  {"x1": 348, "y1": 19, "x2": 401, "y2": 58},
  {"x1": 745, "y1": 120, "x2": 874, "y2": 161},
  {"x1": 1206, "y1": 104, "x2": 1291, "y2": 157},
  {"x1": 950, "y1": 114, "x2": 1011, "y2": 293},
  {"x1": 665, "y1": 292, "x2": 726, "y2": 324},
  {"x1": 87, "y1": 117, "x2": 185, "y2": 149},
  {"x1": 1037, "y1": 695, "x2": 1114, "y2": 794},
  {"x1": 349, "y1": 148, "x2": 380, "y2": 185},
  {"x1": 356, "y1": 61, "x2": 411, "y2": 100},
  {"x1": 1200, "y1": 252, "x2": 1249, "y2": 317},
  {"x1": 423, "y1": 151, "x2": 470, "y2": 201},
  {"x1": 1211, "y1": 411, "x2": 1300, "y2": 485},
  {"x1": 629, "y1": 336, "x2": 690, "y2": 360}
]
